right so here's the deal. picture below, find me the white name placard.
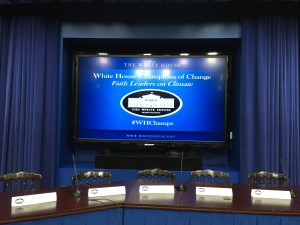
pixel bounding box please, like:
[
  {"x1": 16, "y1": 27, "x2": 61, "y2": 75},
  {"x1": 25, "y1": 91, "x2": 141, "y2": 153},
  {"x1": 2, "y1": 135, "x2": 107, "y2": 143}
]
[
  {"x1": 251, "y1": 189, "x2": 291, "y2": 200},
  {"x1": 252, "y1": 198, "x2": 291, "y2": 206},
  {"x1": 197, "y1": 195, "x2": 233, "y2": 203},
  {"x1": 88, "y1": 186, "x2": 126, "y2": 198},
  {"x1": 88, "y1": 194, "x2": 126, "y2": 206},
  {"x1": 196, "y1": 187, "x2": 233, "y2": 197},
  {"x1": 139, "y1": 193, "x2": 175, "y2": 201},
  {"x1": 11, "y1": 192, "x2": 57, "y2": 207},
  {"x1": 139, "y1": 185, "x2": 174, "y2": 194},
  {"x1": 11, "y1": 202, "x2": 57, "y2": 215}
]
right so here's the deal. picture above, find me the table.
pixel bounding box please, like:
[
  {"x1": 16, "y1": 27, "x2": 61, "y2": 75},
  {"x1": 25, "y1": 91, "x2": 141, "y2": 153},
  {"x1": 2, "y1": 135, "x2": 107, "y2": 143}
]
[
  {"x1": 1, "y1": 180, "x2": 300, "y2": 225},
  {"x1": 0, "y1": 182, "x2": 125, "y2": 225},
  {"x1": 123, "y1": 181, "x2": 300, "y2": 225}
]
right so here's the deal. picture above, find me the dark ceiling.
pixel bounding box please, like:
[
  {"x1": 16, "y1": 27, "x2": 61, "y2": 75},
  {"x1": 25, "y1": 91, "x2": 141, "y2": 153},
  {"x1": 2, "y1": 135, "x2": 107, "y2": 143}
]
[
  {"x1": 0, "y1": 0, "x2": 299, "y2": 4},
  {"x1": 0, "y1": 0, "x2": 298, "y2": 20}
]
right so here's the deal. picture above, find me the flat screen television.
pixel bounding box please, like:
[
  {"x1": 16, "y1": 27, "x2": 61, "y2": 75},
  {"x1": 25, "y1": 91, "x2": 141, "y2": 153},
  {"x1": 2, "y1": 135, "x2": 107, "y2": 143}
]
[{"x1": 73, "y1": 53, "x2": 230, "y2": 147}]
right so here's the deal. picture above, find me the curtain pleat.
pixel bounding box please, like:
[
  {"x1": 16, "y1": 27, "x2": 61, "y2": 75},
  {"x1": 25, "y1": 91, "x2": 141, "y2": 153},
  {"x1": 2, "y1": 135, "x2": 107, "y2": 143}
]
[
  {"x1": 240, "y1": 11, "x2": 300, "y2": 184},
  {"x1": 0, "y1": 11, "x2": 59, "y2": 188}
]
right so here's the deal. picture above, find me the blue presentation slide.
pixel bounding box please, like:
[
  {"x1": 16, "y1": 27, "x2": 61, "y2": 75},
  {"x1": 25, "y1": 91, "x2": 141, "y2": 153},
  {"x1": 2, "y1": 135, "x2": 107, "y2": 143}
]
[{"x1": 76, "y1": 56, "x2": 227, "y2": 142}]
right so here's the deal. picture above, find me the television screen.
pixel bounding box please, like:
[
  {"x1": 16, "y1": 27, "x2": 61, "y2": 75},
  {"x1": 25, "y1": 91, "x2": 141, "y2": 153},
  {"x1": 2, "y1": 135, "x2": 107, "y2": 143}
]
[{"x1": 73, "y1": 54, "x2": 229, "y2": 146}]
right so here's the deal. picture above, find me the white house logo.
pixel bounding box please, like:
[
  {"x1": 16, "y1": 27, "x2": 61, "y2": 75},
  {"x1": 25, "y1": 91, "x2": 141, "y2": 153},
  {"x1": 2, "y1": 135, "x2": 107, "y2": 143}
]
[
  {"x1": 120, "y1": 89, "x2": 182, "y2": 118},
  {"x1": 142, "y1": 186, "x2": 149, "y2": 191},
  {"x1": 198, "y1": 187, "x2": 206, "y2": 193},
  {"x1": 254, "y1": 190, "x2": 262, "y2": 195},
  {"x1": 15, "y1": 198, "x2": 25, "y2": 204},
  {"x1": 91, "y1": 189, "x2": 98, "y2": 194}
]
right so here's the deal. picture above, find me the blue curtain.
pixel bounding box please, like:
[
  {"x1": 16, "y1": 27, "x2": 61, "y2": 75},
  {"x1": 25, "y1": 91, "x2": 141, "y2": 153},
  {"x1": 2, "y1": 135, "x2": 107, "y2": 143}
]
[
  {"x1": 240, "y1": 9, "x2": 300, "y2": 184},
  {"x1": 0, "y1": 9, "x2": 60, "y2": 188}
]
